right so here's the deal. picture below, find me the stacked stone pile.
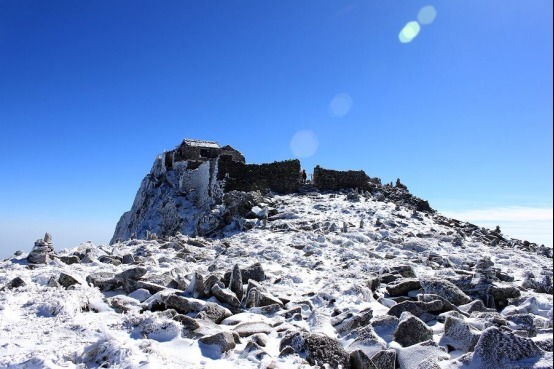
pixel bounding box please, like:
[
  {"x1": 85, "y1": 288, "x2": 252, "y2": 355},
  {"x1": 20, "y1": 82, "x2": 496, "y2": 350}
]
[{"x1": 27, "y1": 232, "x2": 55, "y2": 264}]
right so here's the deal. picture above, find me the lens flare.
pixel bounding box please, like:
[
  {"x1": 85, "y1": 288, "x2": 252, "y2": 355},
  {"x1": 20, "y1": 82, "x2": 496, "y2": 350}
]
[
  {"x1": 290, "y1": 130, "x2": 319, "y2": 158},
  {"x1": 399, "y1": 21, "x2": 421, "y2": 43},
  {"x1": 329, "y1": 93, "x2": 353, "y2": 117},
  {"x1": 418, "y1": 5, "x2": 437, "y2": 25}
]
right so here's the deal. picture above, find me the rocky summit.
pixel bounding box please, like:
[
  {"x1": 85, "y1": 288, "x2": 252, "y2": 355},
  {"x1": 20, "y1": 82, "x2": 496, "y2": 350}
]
[{"x1": 1, "y1": 139, "x2": 552, "y2": 369}]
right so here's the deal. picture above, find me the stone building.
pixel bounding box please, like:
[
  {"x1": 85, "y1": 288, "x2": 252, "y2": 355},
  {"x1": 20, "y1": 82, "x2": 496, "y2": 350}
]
[{"x1": 165, "y1": 139, "x2": 245, "y2": 170}]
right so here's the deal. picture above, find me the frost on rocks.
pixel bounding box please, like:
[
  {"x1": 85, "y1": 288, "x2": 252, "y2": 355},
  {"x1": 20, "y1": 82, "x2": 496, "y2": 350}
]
[
  {"x1": 469, "y1": 326, "x2": 550, "y2": 368},
  {"x1": 27, "y1": 232, "x2": 55, "y2": 264},
  {"x1": 2, "y1": 140, "x2": 554, "y2": 369}
]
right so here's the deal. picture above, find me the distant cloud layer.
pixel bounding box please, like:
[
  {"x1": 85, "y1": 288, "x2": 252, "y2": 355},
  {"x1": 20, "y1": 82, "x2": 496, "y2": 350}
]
[{"x1": 442, "y1": 206, "x2": 553, "y2": 247}]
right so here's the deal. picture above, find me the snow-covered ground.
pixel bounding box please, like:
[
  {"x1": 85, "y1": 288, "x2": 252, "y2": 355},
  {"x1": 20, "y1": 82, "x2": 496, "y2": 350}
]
[{"x1": 1, "y1": 190, "x2": 552, "y2": 368}]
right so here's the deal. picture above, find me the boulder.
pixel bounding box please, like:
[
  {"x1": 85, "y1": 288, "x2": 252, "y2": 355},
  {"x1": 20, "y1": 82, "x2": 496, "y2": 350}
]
[
  {"x1": 121, "y1": 254, "x2": 135, "y2": 264},
  {"x1": 346, "y1": 325, "x2": 386, "y2": 358},
  {"x1": 229, "y1": 264, "x2": 244, "y2": 302},
  {"x1": 471, "y1": 326, "x2": 546, "y2": 368},
  {"x1": 242, "y1": 262, "x2": 266, "y2": 282},
  {"x1": 386, "y1": 278, "x2": 422, "y2": 297},
  {"x1": 420, "y1": 278, "x2": 471, "y2": 305},
  {"x1": 163, "y1": 295, "x2": 205, "y2": 314},
  {"x1": 393, "y1": 312, "x2": 433, "y2": 347},
  {"x1": 58, "y1": 273, "x2": 81, "y2": 288},
  {"x1": 86, "y1": 272, "x2": 118, "y2": 291},
  {"x1": 305, "y1": 333, "x2": 351, "y2": 369},
  {"x1": 396, "y1": 340, "x2": 449, "y2": 369},
  {"x1": 279, "y1": 330, "x2": 307, "y2": 353},
  {"x1": 185, "y1": 272, "x2": 207, "y2": 299},
  {"x1": 388, "y1": 300, "x2": 443, "y2": 318},
  {"x1": 199, "y1": 331, "x2": 236, "y2": 358},
  {"x1": 371, "y1": 315, "x2": 399, "y2": 343},
  {"x1": 3, "y1": 277, "x2": 26, "y2": 290},
  {"x1": 490, "y1": 285, "x2": 521, "y2": 308},
  {"x1": 196, "y1": 302, "x2": 232, "y2": 324},
  {"x1": 333, "y1": 307, "x2": 373, "y2": 335},
  {"x1": 458, "y1": 299, "x2": 495, "y2": 314},
  {"x1": 441, "y1": 316, "x2": 480, "y2": 352},
  {"x1": 369, "y1": 349, "x2": 396, "y2": 369},
  {"x1": 211, "y1": 284, "x2": 241, "y2": 307},
  {"x1": 59, "y1": 255, "x2": 80, "y2": 265},
  {"x1": 239, "y1": 341, "x2": 269, "y2": 361},
  {"x1": 350, "y1": 350, "x2": 378, "y2": 369},
  {"x1": 233, "y1": 322, "x2": 273, "y2": 337},
  {"x1": 173, "y1": 314, "x2": 201, "y2": 333}
]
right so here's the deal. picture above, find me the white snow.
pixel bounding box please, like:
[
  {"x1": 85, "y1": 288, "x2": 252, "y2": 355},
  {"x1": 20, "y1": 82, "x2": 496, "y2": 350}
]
[{"x1": 1, "y1": 190, "x2": 552, "y2": 368}]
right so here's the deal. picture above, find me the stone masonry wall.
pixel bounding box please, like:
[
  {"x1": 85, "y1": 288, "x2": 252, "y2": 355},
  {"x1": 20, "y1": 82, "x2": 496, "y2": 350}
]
[
  {"x1": 218, "y1": 157, "x2": 301, "y2": 194},
  {"x1": 313, "y1": 165, "x2": 370, "y2": 191}
]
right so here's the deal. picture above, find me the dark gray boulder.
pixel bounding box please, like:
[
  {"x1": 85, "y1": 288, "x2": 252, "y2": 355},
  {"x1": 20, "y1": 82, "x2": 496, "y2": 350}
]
[
  {"x1": 350, "y1": 350, "x2": 377, "y2": 369},
  {"x1": 86, "y1": 272, "x2": 118, "y2": 291},
  {"x1": 458, "y1": 299, "x2": 495, "y2": 314},
  {"x1": 59, "y1": 255, "x2": 80, "y2": 265},
  {"x1": 441, "y1": 316, "x2": 480, "y2": 352},
  {"x1": 393, "y1": 312, "x2": 433, "y2": 347},
  {"x1": 196, "y1": 302, "x2": 232, "y2": 324},
  {"x1": 163, "y1": 295, "x2": 205, "y2": 314},
  {"x1": 239, "y1": 341, "x2": 269, "y2": 361},
  {"x1": 242, "y1": 262, "x2": 266, "y2": 283},
  {"x1": 121, "y1": 254, "x2": 135, "y2": 264},
  {"x1": 211, "y1": 284, "x2": 241, "y2": 307},
  {"x1": 3, "y1": 277, "x2": 26, "y2": 290},
  {"x1": 98, "y1": 255, "x2": 122, "y2": 266},
  {"x1": 388, "y1": 300, "x2": 443, "y2": 318},
  {"x1": 58, "y1": 273, "x2": 81, "y2": 288},
  {"x1": 471, "y1": 326, "x2": 547, "y2": 368},
  {"x1": 386, "y1": 278, "x2": 422, "y2": 297},
  {"x1": 420, "y1": 278, "x2": 471, "y2": 305},
  {"x1": 173, "y1": 314, "x2": 201, "y2": 337},
  {"x1": 333, "y1": 307, "x2": 373, "y2": 335},
  {"x1": 199, "y1": 331, "x2": 236, "y2": 358},
  {"x1": 229, "y1": 264, "x2": 243, "y2": 302},
  {"x1": 118, "y1": 267, "x2": 147, "y2": 280},
  {"x1": 279, "y1": 331, "x2": 307, "y2": 353},
  {"x1": 305, "y1": 333, "x2": 351, "y2": 369},
  {"x1": 490, "y1": 285, "x2": 521, "y2": 308},
  {"x1": 369, "y1": 349, "x2": 396, "y2": 369}
]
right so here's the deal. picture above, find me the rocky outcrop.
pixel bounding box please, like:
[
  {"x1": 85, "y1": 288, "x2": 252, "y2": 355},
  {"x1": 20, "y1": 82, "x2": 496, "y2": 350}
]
[{"x1": 111, "y1": 140, "x2": 301, "y2": 243}]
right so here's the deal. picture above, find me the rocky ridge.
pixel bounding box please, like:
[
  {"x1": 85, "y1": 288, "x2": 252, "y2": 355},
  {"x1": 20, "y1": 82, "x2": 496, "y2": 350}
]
[{"x1": 1, "y1": 187, "x2": 552, "y2": 368}]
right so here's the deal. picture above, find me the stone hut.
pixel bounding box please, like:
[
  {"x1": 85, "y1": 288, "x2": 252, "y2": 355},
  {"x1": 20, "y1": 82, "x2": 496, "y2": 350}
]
[{"x1": 165, "y1": 139, "x2": 245, "y2": 170}]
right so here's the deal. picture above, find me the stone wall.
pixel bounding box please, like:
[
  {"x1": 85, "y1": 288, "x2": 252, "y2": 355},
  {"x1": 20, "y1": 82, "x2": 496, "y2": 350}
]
[
  {"x1": 218, "y1": 157, "x2": 301, "y2": 194},
  {"x1": 313, "y1": 165, "x2": 370, "y2": 191}
]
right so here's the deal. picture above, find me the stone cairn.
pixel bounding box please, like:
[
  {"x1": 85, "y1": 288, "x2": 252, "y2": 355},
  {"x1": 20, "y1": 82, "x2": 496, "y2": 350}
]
[{"x1": 27, "y1": 232, "x2": 55, "y2": 264}]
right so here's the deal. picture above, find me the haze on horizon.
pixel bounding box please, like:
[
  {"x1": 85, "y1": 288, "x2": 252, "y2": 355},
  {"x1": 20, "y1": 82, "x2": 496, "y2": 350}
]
[{"x1": 0, "y1": 1, "x2": 552, "y2": 258}]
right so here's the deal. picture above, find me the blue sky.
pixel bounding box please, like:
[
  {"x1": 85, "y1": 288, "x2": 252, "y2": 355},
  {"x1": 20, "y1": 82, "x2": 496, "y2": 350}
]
[{"x1": 1, "y1": 1, "x2": 552, "y2": 258}]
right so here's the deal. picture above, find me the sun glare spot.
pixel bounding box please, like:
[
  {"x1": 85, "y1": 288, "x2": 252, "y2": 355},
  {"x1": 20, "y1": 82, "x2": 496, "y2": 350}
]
[
  {"x1": 399, "y1": 21, "x2": 421, "y2": 43},
  {"x1": 290, "y1": 130, "x2": 319, "y2": 158},
  {"x1": 329, "y1": 93, "x2": 353, "y2": 117},
  {"x1": 418, "y1": 5, "x2": 437, "y2": 25}
]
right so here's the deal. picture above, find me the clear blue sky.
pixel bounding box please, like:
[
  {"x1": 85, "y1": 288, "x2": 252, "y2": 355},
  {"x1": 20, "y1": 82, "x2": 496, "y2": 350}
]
[{"x1": 1, "y1": 1, "x2": 552, "y2": 258}]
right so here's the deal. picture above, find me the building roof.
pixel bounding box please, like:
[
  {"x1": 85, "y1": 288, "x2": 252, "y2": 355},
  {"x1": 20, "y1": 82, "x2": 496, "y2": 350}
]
[{"x1": 183, "y1": 139, "x2": 221, "y2": 149}]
